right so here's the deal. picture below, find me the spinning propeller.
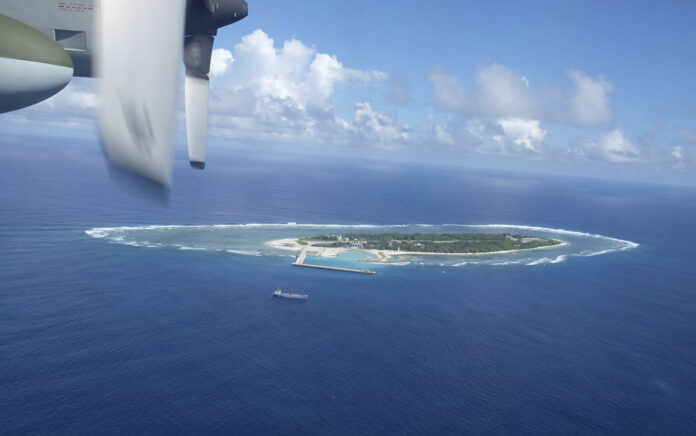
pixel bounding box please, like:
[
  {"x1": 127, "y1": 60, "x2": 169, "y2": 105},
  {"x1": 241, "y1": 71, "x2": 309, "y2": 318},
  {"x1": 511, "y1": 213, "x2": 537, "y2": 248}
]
[{"x1": 96, "y1": 0, "x2": 247, "y2": 186}]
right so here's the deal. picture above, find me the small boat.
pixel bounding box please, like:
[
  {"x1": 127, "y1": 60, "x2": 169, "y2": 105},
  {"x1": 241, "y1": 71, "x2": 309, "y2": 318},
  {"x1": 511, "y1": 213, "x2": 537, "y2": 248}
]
[{"x1": 272, "y1": 287, "x2": 309, "y2": 300}]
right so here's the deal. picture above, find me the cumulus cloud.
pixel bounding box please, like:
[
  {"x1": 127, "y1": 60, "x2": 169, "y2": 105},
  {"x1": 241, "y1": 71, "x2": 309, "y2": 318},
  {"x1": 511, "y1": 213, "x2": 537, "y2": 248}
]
[
  {"x1": 351, "y1": 102, "x2": 409, "y2": 145},
  {"x1": 475, "y1": 65, "x2": 534, "y2": 117},
  {"x1": 306, "y1": 53, "x2": 379, "y2": 105},
  {"x1": 567, "y1": 70, "x2": 614, "y2": 126},
  {"x1": 429, "y1": 64, "x2": 614, "y2": 127},
  {"x1": 431, "y1": 115, "x2": 684, "y2": 170},
  {"x1": 207, "y1": 29, "x2": 401, "y2": 148},
  {"x1": 217, "y1": 29, "x2": 385, "y2": 110},
  {"x1": 497, "y1": 118, "x2": 547, "y2": 152},
  {"x1": 432, "y1": 117, "x2": 547, "y2": 156},
  {"x1": 429, "y1": 64, "x2": 534, "y2": 118},
  {"x1": 210, "y1": 48, "x2": 234, "y2": 77},
  {"x1": 574, "y1": 129, "x2": 640, "y2": 163}
]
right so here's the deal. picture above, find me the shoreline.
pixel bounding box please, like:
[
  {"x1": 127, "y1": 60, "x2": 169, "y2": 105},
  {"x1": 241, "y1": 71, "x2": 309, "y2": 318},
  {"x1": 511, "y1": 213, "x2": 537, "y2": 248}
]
[{"x1": 265, "y1": 238, "x2": 568, "y2": 263}]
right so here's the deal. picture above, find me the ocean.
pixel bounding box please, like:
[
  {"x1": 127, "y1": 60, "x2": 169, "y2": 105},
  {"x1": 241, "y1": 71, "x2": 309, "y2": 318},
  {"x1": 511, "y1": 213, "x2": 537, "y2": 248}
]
[{"x1": 1, "y1": 139, "x2": 695, "y2": 434}]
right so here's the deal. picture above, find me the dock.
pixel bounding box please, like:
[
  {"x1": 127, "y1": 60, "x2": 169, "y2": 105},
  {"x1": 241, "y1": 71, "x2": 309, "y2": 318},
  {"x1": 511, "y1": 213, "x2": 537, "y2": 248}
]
[{"x1": 292, "y1": 246, "x2": 376, "y2": 275}]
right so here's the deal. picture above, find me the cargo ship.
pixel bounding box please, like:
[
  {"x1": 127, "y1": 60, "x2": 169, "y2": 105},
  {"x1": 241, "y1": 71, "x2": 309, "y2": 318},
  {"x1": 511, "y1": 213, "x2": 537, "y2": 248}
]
[{"x1": 272, "y1": 287, "x2": 309, "y2": 300}]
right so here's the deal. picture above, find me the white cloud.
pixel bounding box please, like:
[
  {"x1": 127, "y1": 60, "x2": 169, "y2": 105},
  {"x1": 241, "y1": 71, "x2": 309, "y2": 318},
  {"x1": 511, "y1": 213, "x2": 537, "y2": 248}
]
[
  {"x1": 429, "y1": 66, "x2": 467, "y2": 112},
  {"x1": 475, "y1": 64, "x2": 534, "y2": 117},
  {"x1": 671, "y1": 146, "x2": 683, "y2": 160},
  {"x1": 668, "y1": 145, "x2": 695, "y2": 171},
  {"x1": 434, "y1": 123, "x2": 455, "y2": 145},
  {"x1": 429, "y1": 64, "x2": 533, "y2": 118},
  {"x1": 431, "y1": 116, "x2": 687, "y2": 171},
  {"x1": 210, "y1": 48, "x2": 234, "y2": 77},
  {"x1": 575, "y1": 129, "x2": 640, "y2": 163},
  {"x1": 497, "y1": 118, "x2": 547, "y2": 152},
  {"x1": 307, "y1": 53, "x2": 353, "y2": 105},
  {"x1": 429, "y1": 64, "x2": 614, "y2": 127},
  {"x1": 567, "y1": 70, "x2": 613, "y2": 126},
  {"x1": 207, "y1": 29, "x2": 400, "y2": 148},
  {"x1": 351, "y1": 102, "x2": 409, "y2": 145},
  {"x1": 216, "y1": 29, "x2": 385, "y2": 110},
  {"x1": 432, "y1": 117, "x2": 547, "y2": 156}
]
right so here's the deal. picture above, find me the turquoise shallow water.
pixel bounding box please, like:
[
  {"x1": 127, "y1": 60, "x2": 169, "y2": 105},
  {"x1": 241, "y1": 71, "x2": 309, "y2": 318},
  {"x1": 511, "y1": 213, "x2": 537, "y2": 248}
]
[{"x1": 303, "y1": 249, "x2": 379, "y2": 268}]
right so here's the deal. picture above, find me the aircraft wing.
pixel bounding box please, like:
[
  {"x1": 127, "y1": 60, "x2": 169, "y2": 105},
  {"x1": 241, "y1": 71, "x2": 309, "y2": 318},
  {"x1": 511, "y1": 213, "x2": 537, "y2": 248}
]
[{"x1": 95, "y1": 0, "x2": 187, "y2": 186}]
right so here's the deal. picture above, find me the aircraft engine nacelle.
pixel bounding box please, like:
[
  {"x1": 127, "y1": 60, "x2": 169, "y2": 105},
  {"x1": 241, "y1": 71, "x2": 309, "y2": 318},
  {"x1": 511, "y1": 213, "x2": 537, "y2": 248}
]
[
  {"x1": 203, "y1": 0, "x2": 248, "y2": 28},
  {"x1": 0, "y1": 14, "x2": 74, "y2": 114},
  {"x1": 186, "y1": 0, "x2": 248, "y2": 35}
]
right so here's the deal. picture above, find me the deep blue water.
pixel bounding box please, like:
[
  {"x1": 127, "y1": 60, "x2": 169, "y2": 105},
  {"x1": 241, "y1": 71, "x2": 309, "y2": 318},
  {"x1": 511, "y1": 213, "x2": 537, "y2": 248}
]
[{"x1": 1, "y1": 139, "x2": 695, "y2": 434}]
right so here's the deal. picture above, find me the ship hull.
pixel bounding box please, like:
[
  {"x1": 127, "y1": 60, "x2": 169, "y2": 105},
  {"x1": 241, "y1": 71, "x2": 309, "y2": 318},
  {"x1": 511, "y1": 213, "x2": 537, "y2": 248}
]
[{"x1": 273, "y1": 291, "x2": 308, "y2": 300}]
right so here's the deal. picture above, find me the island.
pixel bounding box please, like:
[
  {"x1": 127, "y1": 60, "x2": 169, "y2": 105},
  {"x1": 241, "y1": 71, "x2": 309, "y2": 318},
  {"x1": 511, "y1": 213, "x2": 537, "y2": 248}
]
[{"x1": 266, "y1": 232, "x2": 566, "y2": 264}]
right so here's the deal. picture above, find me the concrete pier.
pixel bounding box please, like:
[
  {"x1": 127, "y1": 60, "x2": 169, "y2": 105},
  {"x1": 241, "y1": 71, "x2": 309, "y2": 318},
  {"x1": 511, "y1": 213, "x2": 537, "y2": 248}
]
[
  {"x1": 294, "y1": 246, "x2": 308, "y2": 264},
  {"x1": 292, "y1": 246, "x2": 376, "y2": 275}
]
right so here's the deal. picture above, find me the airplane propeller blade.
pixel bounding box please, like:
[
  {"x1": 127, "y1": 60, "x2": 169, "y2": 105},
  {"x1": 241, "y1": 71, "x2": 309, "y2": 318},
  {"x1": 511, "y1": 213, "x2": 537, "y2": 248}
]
[
  {"x1": 185, "y1": 75, "x2": 209, "y2": 169},
  {"x1": 95, "y1": 0, "x2": 187, "y2": 186},
  {"x1": 183, "y1": 34, "x2": 214, "y2": 170}
]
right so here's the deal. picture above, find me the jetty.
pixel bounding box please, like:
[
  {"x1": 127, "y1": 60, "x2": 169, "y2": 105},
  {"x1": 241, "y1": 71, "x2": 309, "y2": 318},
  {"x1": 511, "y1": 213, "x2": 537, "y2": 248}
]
[{"x1": 292, "y1": 246, "x2": 376, "y2": 275}]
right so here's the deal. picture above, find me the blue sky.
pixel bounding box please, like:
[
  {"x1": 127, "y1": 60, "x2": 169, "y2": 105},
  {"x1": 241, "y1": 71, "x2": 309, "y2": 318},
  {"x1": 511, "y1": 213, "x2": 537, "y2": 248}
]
[{"x1": 3, "y1": 0, "x2": 696, "y2": 185}]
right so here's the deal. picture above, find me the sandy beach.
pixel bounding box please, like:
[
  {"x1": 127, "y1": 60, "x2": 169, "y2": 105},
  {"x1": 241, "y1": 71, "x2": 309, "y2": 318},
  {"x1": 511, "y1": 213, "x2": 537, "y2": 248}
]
[{"x1": 265, "y1": 238, "x2": 568, "y2": 263}]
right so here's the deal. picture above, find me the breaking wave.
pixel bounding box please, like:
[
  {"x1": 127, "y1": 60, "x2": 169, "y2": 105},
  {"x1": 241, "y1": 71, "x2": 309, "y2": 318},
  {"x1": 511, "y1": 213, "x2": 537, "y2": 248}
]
[
  {"x1": 226, "y1": 249, "x2": 263, "y2": 257},
  {"x1": 84, "y1": 223, "x2": 639, "y2": 267},
  {"x1": 526, "y1": 255, "x2": 568, "y2": 266}
]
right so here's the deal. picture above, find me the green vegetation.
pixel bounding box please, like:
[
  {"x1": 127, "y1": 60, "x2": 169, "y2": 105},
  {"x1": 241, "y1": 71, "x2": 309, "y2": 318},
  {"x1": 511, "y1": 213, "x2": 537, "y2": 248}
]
[
  {"x1": 312, "y1": 242, "x2": 345, "y2": 248},
  {"x1": 299, "y1": 232, "x2": 562, "y2": 254}
]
